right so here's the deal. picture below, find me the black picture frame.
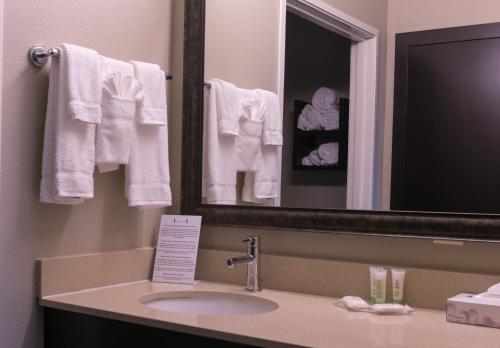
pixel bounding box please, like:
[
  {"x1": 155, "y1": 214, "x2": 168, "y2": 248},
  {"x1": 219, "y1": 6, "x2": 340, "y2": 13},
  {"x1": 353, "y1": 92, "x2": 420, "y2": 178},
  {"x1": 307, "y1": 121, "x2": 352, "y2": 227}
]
[{"x1": 292, "y1": 99, "x2": 348, "y2": 170}]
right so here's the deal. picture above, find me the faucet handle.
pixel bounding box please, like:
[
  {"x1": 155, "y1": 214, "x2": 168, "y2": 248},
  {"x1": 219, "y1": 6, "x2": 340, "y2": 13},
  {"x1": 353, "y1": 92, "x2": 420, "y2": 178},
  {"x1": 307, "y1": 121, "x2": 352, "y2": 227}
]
[{"x1": 242, "y1": 236, "x2": 260, "y2": 246}]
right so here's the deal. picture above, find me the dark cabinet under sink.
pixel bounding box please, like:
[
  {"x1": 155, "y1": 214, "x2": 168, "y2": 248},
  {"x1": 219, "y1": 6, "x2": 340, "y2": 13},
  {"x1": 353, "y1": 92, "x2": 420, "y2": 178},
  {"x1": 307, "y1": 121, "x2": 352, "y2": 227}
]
[{"x1": 44, "y1": 308, "x2": 258, "y2": 348}]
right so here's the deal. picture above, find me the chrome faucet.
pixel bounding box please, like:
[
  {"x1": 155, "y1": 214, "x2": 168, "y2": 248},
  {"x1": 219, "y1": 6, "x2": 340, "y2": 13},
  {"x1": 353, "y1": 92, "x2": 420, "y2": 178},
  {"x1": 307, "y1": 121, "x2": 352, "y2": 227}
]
[{"x1": 226, "y1": 236, "x2": 261, "y2": 292}]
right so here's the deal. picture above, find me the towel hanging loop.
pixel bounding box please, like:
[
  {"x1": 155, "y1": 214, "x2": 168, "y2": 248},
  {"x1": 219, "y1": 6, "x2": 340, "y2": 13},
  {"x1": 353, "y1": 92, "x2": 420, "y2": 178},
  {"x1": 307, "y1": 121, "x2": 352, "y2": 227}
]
[{"x1": 28, "y1": 43, "x2": 173, "y2": 80}]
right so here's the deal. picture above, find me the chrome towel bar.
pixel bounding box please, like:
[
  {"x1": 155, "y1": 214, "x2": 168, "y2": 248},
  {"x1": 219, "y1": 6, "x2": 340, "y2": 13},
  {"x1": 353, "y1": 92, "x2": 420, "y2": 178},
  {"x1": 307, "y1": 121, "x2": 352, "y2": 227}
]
[{"x1": 28, "y1": 43, "x2": 173, "y2": 80}]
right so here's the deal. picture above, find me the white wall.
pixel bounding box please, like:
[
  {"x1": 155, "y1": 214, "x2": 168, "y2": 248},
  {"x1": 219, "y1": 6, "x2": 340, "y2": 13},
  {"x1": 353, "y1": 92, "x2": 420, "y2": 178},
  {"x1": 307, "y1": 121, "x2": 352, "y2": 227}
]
[{"x1": 0, "y1": 1, "x2": 183, "y2": 346}]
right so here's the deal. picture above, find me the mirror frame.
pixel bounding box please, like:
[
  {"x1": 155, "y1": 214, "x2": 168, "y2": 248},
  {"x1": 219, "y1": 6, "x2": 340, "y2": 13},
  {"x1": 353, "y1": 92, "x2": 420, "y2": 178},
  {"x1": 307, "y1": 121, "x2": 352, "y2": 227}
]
[{"x1": 181, "y1": 0, "x2": 500, "y2": 241}]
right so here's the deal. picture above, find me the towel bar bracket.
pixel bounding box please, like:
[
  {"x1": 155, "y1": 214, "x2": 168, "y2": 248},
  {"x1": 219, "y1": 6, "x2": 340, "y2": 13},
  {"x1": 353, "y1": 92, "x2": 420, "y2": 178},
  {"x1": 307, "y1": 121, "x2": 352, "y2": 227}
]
[{"x1": 29, "y1": 44, "x2": 59, "y2": 68}]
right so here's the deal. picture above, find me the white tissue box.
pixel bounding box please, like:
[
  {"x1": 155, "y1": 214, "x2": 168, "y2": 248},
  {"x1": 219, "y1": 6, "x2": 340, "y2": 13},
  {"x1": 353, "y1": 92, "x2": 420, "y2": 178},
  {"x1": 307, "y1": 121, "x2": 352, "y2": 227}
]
[{"x1": 447, "y1": 293, "x2": 500, "y2": 329}]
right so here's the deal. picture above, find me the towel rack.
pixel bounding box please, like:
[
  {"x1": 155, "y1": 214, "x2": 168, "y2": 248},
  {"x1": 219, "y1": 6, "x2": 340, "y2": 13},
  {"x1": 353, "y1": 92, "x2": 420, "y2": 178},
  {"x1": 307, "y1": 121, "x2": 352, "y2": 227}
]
[{"x1": 29, "y1": 44, "x2": 174, "y2": 80}]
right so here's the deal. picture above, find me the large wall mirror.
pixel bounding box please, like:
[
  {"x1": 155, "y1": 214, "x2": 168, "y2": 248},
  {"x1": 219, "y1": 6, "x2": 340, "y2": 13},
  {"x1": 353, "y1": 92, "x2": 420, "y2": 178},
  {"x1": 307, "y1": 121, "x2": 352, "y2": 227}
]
[{"x1": 182, "y1": 0, "x2": 500, "y2": 240}]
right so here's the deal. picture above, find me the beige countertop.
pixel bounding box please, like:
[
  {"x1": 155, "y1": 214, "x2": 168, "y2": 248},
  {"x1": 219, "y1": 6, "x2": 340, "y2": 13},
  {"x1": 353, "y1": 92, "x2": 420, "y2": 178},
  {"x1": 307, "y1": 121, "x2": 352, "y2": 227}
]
[{"x1": 39, "y1": 280, "x2": 500, "y2": 348}]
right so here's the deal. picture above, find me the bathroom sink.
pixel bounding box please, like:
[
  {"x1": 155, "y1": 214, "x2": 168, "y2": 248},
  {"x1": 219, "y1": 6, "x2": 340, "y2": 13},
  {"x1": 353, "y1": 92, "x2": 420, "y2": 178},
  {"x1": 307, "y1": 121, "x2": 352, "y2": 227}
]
[{"x1": 139, "y1": 291, "x2": 279, "y2": 315}]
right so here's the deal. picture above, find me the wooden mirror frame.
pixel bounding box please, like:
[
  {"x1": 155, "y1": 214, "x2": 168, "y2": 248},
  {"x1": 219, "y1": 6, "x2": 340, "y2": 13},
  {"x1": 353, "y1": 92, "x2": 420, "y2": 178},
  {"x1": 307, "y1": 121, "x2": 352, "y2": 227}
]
[{"x1": 180, "y1": 0, "x2": 500, "y2": 240}]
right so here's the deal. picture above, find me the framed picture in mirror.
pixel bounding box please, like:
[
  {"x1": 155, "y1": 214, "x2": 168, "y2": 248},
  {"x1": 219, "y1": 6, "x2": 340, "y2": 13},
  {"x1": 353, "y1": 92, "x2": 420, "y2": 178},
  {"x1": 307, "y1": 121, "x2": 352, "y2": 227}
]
[{"x1": 292, "y1": 98, "x2": 349, "y2": 170}]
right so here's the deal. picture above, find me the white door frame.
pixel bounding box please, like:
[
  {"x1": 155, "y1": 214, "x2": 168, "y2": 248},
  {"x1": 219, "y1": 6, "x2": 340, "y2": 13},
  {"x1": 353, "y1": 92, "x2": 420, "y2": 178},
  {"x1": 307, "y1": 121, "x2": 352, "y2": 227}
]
[{"x1": 278, "y1": 0, "x2": 378, "y2": 210}]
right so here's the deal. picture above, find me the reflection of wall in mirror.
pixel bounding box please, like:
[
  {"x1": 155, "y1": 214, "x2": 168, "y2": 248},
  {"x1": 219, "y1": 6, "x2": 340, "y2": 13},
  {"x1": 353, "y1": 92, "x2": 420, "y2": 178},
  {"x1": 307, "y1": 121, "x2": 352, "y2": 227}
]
[
  {"x1": 281, "y1": 11, "x2": 351, "y2": 209},
  {"x1": 204, "y1": 0, "x2": 282, "y2": 206},
  {"x1": 204, "y1": 0, "x2": 281, "y2": 91}
]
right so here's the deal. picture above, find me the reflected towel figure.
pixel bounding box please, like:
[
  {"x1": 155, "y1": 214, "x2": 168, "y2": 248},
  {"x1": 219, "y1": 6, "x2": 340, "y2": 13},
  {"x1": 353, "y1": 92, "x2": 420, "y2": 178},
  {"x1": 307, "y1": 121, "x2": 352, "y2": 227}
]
[
  {"x1": 297, "y1": 87, "x2": 340, "y2": 131},
  {"x1": 320, "y1": 110, "x2": 339, "y2": 130},
  {"x1": 312, "y1": 87, "x2": 337, "y2": 113},
  {"x1": 302, "y1": 142, "x2": 339, "y2": 166},
  {"x1": 297, "y1": 104, "x2": 322, "y2": 130},
  {"x1": 202, "y1": 79, "x2": 282, "y2": 205}
]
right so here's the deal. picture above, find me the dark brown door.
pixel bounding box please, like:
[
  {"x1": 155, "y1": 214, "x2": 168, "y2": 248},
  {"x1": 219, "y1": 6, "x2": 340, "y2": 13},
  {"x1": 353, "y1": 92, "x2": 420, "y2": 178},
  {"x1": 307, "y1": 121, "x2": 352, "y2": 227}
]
[{"x1": 392, "y1": 22, "x2": 500, "y2": 214}]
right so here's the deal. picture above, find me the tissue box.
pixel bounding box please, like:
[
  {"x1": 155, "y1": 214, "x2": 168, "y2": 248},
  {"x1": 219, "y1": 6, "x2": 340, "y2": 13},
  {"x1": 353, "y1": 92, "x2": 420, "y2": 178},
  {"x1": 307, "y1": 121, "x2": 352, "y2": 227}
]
[{"x1": 447, "y1": 293, "x2": 500, "y2": 329}]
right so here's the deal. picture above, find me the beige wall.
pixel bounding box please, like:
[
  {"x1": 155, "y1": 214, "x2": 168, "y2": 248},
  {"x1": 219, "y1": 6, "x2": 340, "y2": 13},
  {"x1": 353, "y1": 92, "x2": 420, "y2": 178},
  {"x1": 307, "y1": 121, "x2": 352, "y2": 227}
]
[
  {"x1": 204, "y1": 0, "x2": 281, "y2": 92},
  {"x1": 0, "y1": 0, "x2": 3, "y2": 186},
  {"x1": 0, "y1": 1, "x2": 184, "y2": 347},
  {"x1": 382, "y1": 0, "x2": 500, "y2": 208},
  {"x1": 321, "y1": 0, "x2": 388, "y2": 209}
]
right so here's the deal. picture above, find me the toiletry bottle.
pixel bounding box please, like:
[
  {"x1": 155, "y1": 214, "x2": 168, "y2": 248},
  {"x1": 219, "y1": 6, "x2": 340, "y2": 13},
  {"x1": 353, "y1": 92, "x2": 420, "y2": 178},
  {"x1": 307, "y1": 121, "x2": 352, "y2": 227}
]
[
  {"x1": 374, "y1": 268, "x2": 387, "y2": 304},
  {"x1": 392, "y1": 268, "x2": 406, "y2": 304},
  {"x1": 370, "y1": 266, "x2": 381, "y2": 303}
]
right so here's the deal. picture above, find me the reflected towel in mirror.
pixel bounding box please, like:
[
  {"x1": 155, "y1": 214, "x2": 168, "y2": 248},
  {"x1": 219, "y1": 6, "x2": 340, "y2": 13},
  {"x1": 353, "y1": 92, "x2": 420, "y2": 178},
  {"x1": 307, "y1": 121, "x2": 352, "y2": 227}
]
[
  {"x1": 302, "y1": 142, "x2": 339, "y2": 166},
  {"x1": 311, "y1": 87, "x2": 337, "y2": 113}
]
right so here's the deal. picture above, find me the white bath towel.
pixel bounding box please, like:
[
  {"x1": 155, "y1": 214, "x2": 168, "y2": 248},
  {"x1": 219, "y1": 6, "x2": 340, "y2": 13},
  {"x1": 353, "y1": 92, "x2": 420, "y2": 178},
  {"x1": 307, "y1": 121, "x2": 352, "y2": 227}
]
[
  {"x1": 318, "y1": 142, "x2": 339, "y2": 165},
  {"x1": 302, "y1": 156, "x2": 313, "y2": 166},
  {"x1": 261, "y1": 89, "x2": 283, "y2": 145},
  {"x1": 202, "y1": 80, "x2": 239, "y2": 204},
  {"x1": 297, "y1": 104, "x2": 322, "y2": 131},
  {"x1": 130, "y1": 61, "x2": 167, "y2": 126},
  {"x1": 302, "y1": 149, "x2": 321, "y2": 166},
  {"x1": 240, "y1": 89, "x2": 282, "y2": 203},
  {"x1": 301, "y1": 142, "x2": 339, "y2": 166},
  {"x1": 312, "y1": 87, "x2": 337, "y2": 113},
  {"x1": 242, "y1": 172, "x2": 277, "y2": 204},
  {"x1": 125, "y1": 62, "x2": 171, "y2": 207},
  {"x1": 320, "y1": 110, "x2": 339, "y2": 130},
  {"x1": 211, "y1": 79, "x2": 241, "y2": 136},
  {"x1": 202, "y1": 82, "x2": 282, "y2": 205},
  {"x1": 96, "y1": 58, "x2": 142, "y2": 173},
  {"x1": 40, "y1": 43, "x2": 102, "y2": 204},
  {"x1": 309, "y1": 149, "x2": 322, "y2": 165}
]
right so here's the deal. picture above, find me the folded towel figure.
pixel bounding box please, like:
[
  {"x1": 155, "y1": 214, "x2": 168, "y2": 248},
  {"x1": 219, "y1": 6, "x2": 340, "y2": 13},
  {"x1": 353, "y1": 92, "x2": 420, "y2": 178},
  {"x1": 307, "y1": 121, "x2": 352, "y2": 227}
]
[
  {"x1": 202, "y1": 80, "x2": 282, "y2": 205},
  {"x1": 241, "y1": 89, "x2": 282, "y2": 203},
  {"x1": 302, "y1": 142, "x2": 339, "y2": 166},
  {"x1": 96, "y1": 58, "x2": 142, "y2": 173},
  {"x1": 297, "y1": 104, "x2": 322, "y2": 131},
  {"x1": 298, "y1": 87, "x2": 340, "y2": 131},
  {"x1": 312, "y1": 87, "x2": 337, "y2": 114},
  {"x1": 125, "y1": 61, "x2": 171, "y2": 207},
  {"x1": 40, "y1": 43, "x2": 102, "y2": 204}
]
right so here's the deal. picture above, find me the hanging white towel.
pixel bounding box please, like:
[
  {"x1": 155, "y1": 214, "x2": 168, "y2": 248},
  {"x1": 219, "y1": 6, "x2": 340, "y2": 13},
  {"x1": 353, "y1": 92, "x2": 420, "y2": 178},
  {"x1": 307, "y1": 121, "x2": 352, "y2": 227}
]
[
  {"x1": 40, "y1": 43, "x2": 102, "y2": 204},
  {"x1": 202, "y1": 81, "x2": 282, "y2": 205},
  {"x1": 130, "y1": 61, "x2": 168, "y2": 126},
  {"x1": 241, "y1": 89, "x2": 282, "y2": 203},
  {"x1": 202, "y1": 80, "x2": 239, "y2": 204},
  {"x1": 96, "y1": 57, "x2": 142, "y2": 173},
  {"x1": 125, "y1": 61, "x2": 171, "y2": 207},
  {"x1": 210, "y1": 79, "x2": 241, "y2": 136}
]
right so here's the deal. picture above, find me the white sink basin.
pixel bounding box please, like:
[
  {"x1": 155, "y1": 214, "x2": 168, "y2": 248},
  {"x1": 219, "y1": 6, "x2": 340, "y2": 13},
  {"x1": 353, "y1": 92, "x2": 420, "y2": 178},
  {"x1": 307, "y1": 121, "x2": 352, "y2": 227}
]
[{"x1": 139, "y1": 291, "x2": 279, "y2": 316}]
